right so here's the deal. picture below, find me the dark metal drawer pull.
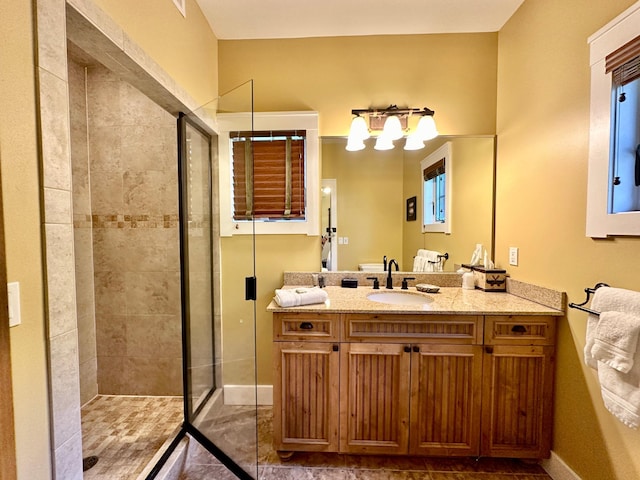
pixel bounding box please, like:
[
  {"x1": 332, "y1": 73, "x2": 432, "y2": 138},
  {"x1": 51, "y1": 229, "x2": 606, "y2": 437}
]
[
  {"x1": 511, "y1": 325, "x2": 527, "y2": 333},
  {"x1": 299, "y1": 322, "x2": 314, "y2": 330}
]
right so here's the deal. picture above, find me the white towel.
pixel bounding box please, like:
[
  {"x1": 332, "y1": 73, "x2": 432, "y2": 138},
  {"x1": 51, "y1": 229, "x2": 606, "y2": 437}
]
[
  {"x1": 412, "y1": 256, "x2": 425, "y2": 272},
  {"x1": 592, "y1": 311, "x2": 640, "y2": 373},
  {"x1": 416, "y1": 249, "x2": 443, "y2": 272},
  {"x1": 584, "y1": 286, "x2": 640, "y2": 428},
  {"x1": 274, "y1": 287, "x2": 328, "y2": 308}
]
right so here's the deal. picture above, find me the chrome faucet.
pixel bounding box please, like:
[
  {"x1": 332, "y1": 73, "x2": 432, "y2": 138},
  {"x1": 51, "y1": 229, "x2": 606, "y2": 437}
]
[{"x1": 386, "y1": 259, "x2": 398, "y2": 289}]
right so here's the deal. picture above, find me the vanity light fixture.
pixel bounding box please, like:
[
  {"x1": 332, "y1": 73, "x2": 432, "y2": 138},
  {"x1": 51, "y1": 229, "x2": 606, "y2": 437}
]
[{"x1": 346, "y1": 105, "x2": 438, "y2": 151}]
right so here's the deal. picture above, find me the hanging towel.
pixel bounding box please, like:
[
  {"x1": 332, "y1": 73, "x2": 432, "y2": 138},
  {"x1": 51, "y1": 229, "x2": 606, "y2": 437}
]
[
  {"x1": 592, "y1": 311, "x2": 640, "y2": 374},
  {"x1": 274, "y1": 287, "x2": 329, "y2": 308},
  {"x1": 412, "y1": 256, "x2": 426, "y2": 272},
  {"x1": 584, "y1": 286, "x2": 640, "y2": 428},
  {"x1": 416, "y1": 249, "x2": 443, "y2": 272}
]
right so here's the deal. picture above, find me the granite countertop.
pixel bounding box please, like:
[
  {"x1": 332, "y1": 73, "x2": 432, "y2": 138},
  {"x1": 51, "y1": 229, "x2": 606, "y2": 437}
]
[{"x1": 266, "y1": 286, "x2": 564, "y2": 316}]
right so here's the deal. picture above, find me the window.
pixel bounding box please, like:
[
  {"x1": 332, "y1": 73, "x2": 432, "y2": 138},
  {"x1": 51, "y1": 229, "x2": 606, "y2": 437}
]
[
  {"x1": 421, "y1": 142, "x2": 452, "y2": 234},
  {"x1": 218, "y1": 111, "x2": 319, "y2": 236},
  {"x1": 230, "y1": 130, "x2": 306, "y2": 221},
  {"x1": 607, "y1": 40, "x2": 640, "y2": 214},
  {"x1": 587, "y1": 2, "x2": 640, "y2": 237},
  {"x1": 423, "y1": 158, "x2": 446, "y2": 225}
]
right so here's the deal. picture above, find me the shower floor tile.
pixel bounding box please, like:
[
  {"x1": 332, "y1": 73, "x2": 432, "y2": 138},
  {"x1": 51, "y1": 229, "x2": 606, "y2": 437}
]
[{"x1": 81, "y1": 395, "x2": 182, "y2": 479}]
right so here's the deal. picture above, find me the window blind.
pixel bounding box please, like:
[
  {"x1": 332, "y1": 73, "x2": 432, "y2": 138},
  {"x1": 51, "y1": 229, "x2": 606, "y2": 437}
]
[
  {"x1": 606, "y1": 34, "x2": 640, "y2": 86},
  {"x1": 423, "y1": 158, "x2": 445, "y2": 181},
  {"x1": 231, "y1": 131, "x2": 306, "y2": 221}
]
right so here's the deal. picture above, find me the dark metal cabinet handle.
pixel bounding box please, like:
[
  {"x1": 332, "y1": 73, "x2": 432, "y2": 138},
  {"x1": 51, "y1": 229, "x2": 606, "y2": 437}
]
[
  {"x1": 485, "y1": 346, "x2": 494, "y2": 354},
  {"x1": 332, "y1": 344, "x2": 339, "y2": 352},
  {"x1": 413, "y1": 346, "x2": 420, "y2": 353},
  {"x1": 299, "y1": 322, "x2": 314, "y2": 330},
  {"x1": 404, "y1": 345, "x2": 411, "y2": 353},
  {"x1": 511, "y1": 325, "x2": 527, "y2": 333}
]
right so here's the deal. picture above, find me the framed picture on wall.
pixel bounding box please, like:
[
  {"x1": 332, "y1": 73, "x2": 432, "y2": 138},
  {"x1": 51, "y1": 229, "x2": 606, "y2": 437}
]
[{"x1": 406, "y1": 196, "x2": 417, "y2": 221}]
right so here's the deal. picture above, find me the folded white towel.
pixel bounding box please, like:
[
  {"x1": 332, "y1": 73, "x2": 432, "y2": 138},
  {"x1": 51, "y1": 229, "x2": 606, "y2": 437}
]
[
  {"x1": 274, "y1": 287, "x2": 328, "y2": 308},
  {"x1": 586, "y1": 288, "x2": 640, "y2": 367},
  {"x1": 592, "y1": 311, "x2": 640, "y2": 373},
  {"x1": 584, "y1": 286, "x2": 640, "y2": 428}
]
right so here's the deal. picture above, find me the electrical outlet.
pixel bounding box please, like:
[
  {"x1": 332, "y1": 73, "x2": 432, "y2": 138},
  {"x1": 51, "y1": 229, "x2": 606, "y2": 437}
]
[
  {"x1": 509, "y1": 247, "x2": 519, "y2": 266},
  {"x1": 343, "y1": 237, "x2": 349, "y2": 245},
  {"x1": 8, "y1": 282, "x2": 21, "y2": 327}
]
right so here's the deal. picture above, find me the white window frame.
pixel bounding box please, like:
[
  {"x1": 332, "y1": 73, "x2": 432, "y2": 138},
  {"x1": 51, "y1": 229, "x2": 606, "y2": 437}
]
[
  {"x1": 421, "y1": 142, "x2": 452, "y2": 234},
  {"x1": 217, "y1": 111, "x2": 320, "y2": 236},
  {"x1": 586, "y1": 1, "x2": 640, "y2": 237}
]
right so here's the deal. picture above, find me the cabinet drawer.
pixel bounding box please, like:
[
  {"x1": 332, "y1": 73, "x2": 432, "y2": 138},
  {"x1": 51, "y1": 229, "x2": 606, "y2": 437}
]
[
  {"x1": 484, "y1": 316, "x2": 556, "y2": 345},
  {"x1": 273, "y1": 313, "x2": 340, "y2": 341},
  {"x1": 343, "y1": 314, "x2": 482, "y2": 344}
]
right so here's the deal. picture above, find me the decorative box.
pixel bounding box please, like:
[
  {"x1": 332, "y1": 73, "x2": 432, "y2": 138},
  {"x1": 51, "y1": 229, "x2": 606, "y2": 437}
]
[{"x1": 471, "y1": 266, "x2": 507, "y2": 292}]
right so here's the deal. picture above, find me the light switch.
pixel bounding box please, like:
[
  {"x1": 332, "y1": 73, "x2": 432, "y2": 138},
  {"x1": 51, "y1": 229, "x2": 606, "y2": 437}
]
[{"x1": 8, "y1": 282, "x2": 21, "y2": 327}]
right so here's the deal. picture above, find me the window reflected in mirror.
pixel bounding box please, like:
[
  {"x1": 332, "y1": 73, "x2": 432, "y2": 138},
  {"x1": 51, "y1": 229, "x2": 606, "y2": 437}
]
[{"x1": 421, "y1": 142, "x2": 452, "y2": 234}]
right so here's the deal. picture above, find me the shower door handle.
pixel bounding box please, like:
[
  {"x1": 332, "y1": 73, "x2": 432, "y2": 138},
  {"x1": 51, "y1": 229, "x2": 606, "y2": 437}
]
[{"x1": 245, "y1": 276, "x2": 257, "y2": 301}]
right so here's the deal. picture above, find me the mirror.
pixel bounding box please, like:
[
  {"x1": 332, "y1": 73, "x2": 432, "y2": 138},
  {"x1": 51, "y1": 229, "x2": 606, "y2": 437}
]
[{"x1": 321, "y1": 135, "x2": 495, "y2": 272}]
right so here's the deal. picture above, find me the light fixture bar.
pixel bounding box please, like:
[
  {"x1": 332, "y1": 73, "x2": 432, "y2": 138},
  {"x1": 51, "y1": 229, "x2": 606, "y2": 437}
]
[{"x1": 351, "y1": 105, "x2": 435, "y2": 117}]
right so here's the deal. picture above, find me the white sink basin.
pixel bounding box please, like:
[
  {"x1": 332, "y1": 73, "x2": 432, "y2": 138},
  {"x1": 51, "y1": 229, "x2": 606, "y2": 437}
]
[{"x1": 367, "y1": 291, "x2": 433, "y2": 305}]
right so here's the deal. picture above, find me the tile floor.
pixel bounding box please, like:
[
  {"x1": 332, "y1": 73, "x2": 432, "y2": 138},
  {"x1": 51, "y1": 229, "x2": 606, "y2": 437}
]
[
  {"x1": 81, "y1": 398, "x2": 553, "y2": 480},
  {"x1": 180, "y1": 406, "x2": 554, "y2": 480},
  {"x1": 81, "y1": 395, "x2": 183, "y2": 479}
]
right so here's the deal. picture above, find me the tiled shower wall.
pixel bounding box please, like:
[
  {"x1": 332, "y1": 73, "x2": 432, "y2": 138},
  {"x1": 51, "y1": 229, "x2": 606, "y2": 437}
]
[
  {"x1": 69, "y1": 62, "x2": 182, "y2": 398},
  {"x1": 69, "y1": 59, "x2": 98, "y2": 405}
]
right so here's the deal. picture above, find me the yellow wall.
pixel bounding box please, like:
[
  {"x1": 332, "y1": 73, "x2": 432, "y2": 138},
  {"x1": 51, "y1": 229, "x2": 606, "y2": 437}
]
[
  {"x1": 496, "y1": 1, "x2": 640, "y2": 479},
  {"x1": 92, "y1": 0, "x2": 218, "y2": 107},
  {"x1": 219, "y1": 33, "x2": 498, "y2": 136},
  {"x1": 0, "y1": 1, "x2": 52, "y2": 478}
]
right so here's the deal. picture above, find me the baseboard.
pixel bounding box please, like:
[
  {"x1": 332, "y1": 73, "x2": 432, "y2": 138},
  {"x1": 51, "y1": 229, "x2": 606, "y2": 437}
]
[
  {"x1": 223, "y1": 385, "x2": 273, "y2": 406},
  {"x1": 541, "y1": 451, "x2": 582, "y2": 480}
]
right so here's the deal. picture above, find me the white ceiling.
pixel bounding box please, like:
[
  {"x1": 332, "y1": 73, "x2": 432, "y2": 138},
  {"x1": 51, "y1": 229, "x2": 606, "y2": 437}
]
[{"x1": 196, "y1": 0, "x2": 525, "y2": 40}]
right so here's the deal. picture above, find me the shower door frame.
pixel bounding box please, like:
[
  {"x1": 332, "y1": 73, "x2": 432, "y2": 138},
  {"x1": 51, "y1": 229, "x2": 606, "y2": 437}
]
[{"x1": 145, "y1": 112, "x2": 257, "y2": 480}]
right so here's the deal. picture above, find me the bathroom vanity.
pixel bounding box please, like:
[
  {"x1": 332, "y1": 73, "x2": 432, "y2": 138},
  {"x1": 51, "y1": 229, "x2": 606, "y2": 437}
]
[{"x1": 267, "y1": 285, "x2": 563, "y2": 460}]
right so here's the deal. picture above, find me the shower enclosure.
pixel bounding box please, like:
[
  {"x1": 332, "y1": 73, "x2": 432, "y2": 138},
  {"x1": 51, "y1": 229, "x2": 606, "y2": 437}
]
[{"x1": 152, "y1": 81, "x2": 259, "y2": 479}]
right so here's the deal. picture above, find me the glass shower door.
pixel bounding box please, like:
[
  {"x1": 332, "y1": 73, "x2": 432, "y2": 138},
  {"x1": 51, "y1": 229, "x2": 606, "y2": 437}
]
[{"x1": 177, "y1": 80, "x2": 257, "y2": 479}]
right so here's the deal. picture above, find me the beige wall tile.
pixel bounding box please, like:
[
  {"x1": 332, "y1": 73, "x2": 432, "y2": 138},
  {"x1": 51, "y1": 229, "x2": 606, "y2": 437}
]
[
  {"x1": 46, "y1": 224, "x2": 78, "y2": 338},
  {"x1": 50, "y1": 329, "x2": 82, "y2": 449},
  {"x1": 125, "y1": 314, "x2": 181, "y2": 358},
  {"x1": 95, "y1": 314, "x2": 126, "y2": 357},
  {"x1": 39, "y1": 68, "x2": 72, "y2": 190},
  {"x1": 44, "y1": 187, "x2": 72, "y2": 224},
  {"x1": 36, "y1": 0, "x2": 68, "y2": 80},
  {"x1": 124, "y1": 271, "x2": 180, "y2": 315}
]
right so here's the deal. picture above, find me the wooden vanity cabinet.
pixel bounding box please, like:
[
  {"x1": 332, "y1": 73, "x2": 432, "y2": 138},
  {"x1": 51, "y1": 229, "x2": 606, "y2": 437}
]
[
  {"x1": 340, "y1": 314, "x2": 484, "y2": 457},
  {"x1": 272, "y1": 313, "x2": 340, "y2": 454},
  {"x1": 272, "y1": 311, "x2": 556, "y2": 460},
  {"x1": 480, "y1": 315, "x2": 556, "y2": 458}
]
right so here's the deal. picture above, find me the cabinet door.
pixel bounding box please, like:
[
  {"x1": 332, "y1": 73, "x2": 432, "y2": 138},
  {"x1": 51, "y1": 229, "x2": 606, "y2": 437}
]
[
  {"x1": 273, "y1": 341, "x2": 339, "y2": 453},
  {"x1": 340, "y1": 343, "x2": 411, "y2": 454},
  {"x1": 481, "y1": 345, "x2": 555, "y2": 458},
  {"x1": 409, "y1": 344, "x2": 483, "y2": 456}
]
